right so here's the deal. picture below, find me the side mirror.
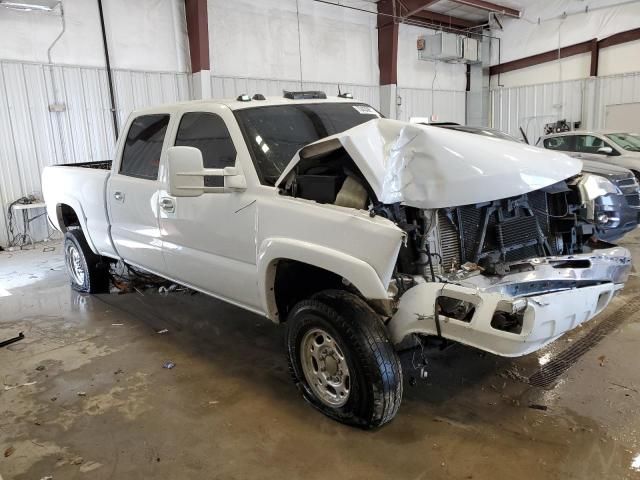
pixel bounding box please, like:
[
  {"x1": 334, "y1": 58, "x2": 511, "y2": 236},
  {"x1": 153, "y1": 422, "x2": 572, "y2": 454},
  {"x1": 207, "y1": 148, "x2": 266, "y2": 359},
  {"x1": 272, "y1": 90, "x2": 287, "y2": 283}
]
[
  {"x1": 166, "y1": 146, "x2": 247, "y2": 197},
  {"x1": 167, "y1": 146, "x2": 204, "y2": 197},
  {"x1": 597, "y1": 146, "x2": 614, "y2": 155}
]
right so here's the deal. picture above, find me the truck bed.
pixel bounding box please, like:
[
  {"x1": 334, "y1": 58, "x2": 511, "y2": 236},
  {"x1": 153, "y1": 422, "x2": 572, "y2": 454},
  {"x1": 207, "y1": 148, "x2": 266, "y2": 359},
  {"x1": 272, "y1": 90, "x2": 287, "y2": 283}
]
[{"x1": 42, "y1": 163, "x2": 117, "y2": 257}]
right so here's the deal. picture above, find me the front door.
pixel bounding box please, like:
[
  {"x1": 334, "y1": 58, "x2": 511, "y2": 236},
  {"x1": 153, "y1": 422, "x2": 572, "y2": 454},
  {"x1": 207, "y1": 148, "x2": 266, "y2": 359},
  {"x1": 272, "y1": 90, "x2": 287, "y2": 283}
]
[
  {"x1": 158, "y1": 108, "x2": 261, "y2": 311},
  {"x1": 107, "y1": 113, "x2": 170, "y2": 274}
]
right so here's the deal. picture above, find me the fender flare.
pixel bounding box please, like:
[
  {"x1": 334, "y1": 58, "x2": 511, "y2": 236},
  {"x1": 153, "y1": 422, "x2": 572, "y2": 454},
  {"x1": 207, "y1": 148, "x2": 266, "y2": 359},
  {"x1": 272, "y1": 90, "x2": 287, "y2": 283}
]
[
  {"x1": 54, "y1": 197, "x2": 99, "y2": 254},
  {"x1": 257, "y1": 237, "x2": 390, "y2": 321}
]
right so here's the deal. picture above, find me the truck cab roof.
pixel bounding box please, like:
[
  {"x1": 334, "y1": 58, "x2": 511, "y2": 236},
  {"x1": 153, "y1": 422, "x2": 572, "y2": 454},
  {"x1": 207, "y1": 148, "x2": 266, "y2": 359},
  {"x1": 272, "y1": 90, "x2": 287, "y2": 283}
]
[{"x1": 130, "y1": 95, "x2": 363, "y2": 117}]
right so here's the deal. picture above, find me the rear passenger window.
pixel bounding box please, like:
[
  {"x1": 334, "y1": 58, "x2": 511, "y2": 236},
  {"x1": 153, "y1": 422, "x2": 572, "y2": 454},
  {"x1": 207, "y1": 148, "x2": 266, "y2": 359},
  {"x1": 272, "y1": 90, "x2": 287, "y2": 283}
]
[
  {"x1": 543, "y1": 136, "x2": 572, "y2": 151},
  {"x1": 120, "y1": 114, "x2": 170, "y2": 180},
  {"x1": 174, "y1": 112, "x2": 237, "y2": 187}
]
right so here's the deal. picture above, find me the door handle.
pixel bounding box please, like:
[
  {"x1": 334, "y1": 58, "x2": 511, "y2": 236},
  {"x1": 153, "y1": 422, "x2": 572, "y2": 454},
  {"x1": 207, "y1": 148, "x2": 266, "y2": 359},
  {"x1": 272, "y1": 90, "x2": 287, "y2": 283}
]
[
  {"x1": 160, "y1": 197, "x2": 175, "y2": 213},
  {"x1": 113, "y1": 191, "x2": 124, "y2": 202}
]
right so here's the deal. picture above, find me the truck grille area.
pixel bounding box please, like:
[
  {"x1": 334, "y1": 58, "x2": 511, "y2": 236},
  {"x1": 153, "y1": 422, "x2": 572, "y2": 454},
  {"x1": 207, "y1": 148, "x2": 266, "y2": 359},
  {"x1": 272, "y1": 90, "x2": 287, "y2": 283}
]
[
  {"x1": 436, "y1": 190, "x2": 557, "y2": 269},
  {"x1": 611, "y1": 173, "x2": 640, "y2": 207}
]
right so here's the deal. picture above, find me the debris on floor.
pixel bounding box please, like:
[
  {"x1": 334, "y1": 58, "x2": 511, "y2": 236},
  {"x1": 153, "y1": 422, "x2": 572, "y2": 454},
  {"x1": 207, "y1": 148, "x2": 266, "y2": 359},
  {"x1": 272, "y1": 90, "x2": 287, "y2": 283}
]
[
  {"x1": 77, "y1": 391, "x2": 87, "y2": 397},
  {"x1": 4, "y1": 446, "x2": 15, "y2": 457},
  {"x1": 0, "y1": 331, "x2": 24, "y2": 348},
  {"x1": 528, "y1": 404, "x2": 549, "y2": 411},
  {"x1": 4, "y1": 381, "x2": 37, "y2": 391},
  {"x1": 162, "y1": 361, "x2": 176, "y2": 369},
  {"x1": 156, "y1": 328, "x2": 169, "y2": 334},
  {"x1": 598, "y1": 355, "x2": 607, "y2": 367}
]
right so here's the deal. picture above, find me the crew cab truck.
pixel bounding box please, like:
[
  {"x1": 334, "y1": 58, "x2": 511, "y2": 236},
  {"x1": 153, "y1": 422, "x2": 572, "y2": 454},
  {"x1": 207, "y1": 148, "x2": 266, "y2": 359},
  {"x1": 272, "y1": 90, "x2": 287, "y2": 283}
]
[{"x1": 43, "y1": 93, "x2": 632, "y2": 429}]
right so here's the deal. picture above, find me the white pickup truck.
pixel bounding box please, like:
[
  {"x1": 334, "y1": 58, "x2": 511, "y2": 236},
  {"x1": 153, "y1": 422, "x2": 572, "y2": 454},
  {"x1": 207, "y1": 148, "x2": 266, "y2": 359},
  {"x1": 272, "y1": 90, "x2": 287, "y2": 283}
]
[{"x1": 43, "y1": 92, "x2": 632, "y2": 429}]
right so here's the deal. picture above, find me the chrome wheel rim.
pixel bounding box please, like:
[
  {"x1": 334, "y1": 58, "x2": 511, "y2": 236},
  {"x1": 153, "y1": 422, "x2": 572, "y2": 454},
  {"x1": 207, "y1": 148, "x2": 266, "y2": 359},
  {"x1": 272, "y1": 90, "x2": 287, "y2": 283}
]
[
  {"x1": 65, "y1": 243, "x2": 85, "y2": 286},
  {"x1": 300, "y1": 328, "x2": 350, "y2": 407}
]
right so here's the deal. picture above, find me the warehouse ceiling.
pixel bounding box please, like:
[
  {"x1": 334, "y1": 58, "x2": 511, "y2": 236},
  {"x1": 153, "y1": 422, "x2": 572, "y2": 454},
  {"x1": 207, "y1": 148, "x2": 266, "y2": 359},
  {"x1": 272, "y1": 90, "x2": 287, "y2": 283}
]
[{"x1": 374, "y1": 0, "x2": 523, "y2": 29}]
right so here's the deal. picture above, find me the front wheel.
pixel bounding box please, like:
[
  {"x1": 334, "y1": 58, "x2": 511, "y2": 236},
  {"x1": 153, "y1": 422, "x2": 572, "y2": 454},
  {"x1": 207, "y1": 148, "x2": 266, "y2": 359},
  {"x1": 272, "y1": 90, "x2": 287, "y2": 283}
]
[
  {"x1": 286, "y1": 290, "x2": 403, "y2": 429},
  {"x1": 64, "y1": 230, "x2": 109, "y2": 293}
]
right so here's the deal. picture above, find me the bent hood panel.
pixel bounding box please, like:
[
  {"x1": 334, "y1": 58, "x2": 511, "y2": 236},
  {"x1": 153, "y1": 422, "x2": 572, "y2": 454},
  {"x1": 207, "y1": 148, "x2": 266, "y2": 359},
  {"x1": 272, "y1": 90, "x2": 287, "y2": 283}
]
[{"x1": 276, "y1": 119, "x2": 582, "y2": 209}]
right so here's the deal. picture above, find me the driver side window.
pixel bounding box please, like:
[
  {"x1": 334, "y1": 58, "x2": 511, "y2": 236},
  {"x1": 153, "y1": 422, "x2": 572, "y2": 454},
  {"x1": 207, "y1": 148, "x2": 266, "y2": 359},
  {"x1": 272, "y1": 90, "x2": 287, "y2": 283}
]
[{"x1": 174, "y1": 112, "x2": 237, "y2": 186}]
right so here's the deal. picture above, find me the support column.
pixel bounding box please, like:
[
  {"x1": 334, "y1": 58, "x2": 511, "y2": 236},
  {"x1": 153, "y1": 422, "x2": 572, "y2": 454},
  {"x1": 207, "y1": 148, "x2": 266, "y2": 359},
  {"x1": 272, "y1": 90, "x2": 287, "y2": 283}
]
[
  {"x1": 378, "y1": 0, "x2": 398, "y2": 118},
  {"x1": 185, "y1": 0, "x2": 211, "y2": 99}
]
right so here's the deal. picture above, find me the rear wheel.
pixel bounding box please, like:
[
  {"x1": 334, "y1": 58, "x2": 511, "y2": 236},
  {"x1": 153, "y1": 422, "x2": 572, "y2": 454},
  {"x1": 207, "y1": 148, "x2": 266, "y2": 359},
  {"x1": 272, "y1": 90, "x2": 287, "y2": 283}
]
[
  {"x1": 286, "y1": 290, "x2": 403, "y2": 429},
  {"x1": 64, "y1": 230, "x2": 109, "y2": 293}
]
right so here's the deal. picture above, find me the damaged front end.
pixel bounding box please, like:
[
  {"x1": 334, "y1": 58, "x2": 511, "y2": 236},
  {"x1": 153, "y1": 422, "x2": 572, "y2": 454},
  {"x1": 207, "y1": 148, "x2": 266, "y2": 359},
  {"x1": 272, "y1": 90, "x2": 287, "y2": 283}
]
[
  {"x1": 276, "y1": 118, "x2": 632, "y2": 357},
  {"x1": 384, "y1": 191, "x2": 631, "y2": 357}
]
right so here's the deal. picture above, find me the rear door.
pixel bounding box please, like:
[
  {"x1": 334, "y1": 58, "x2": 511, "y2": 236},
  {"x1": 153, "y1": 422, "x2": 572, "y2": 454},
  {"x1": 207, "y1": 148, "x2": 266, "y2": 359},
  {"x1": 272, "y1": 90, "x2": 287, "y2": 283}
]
[{"x1": 107, "y1": 113, "x2": 170, "y2": 273}]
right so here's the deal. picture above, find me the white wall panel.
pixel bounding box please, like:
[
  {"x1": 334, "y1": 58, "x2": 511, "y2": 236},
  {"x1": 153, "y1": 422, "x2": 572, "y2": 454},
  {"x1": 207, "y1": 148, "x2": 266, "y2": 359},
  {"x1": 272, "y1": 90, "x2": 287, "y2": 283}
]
[
  {"x1": 490, "y1": 78, "x2": 586, "y2": 144},
  {"x1": 396, "y1": 88, "x2": 466, "y2": 124},
  {"x1": 0, "y1": 60, "x2": 190, "y2": 247},
  {"x1": 593, "y1": 72, "x2": 640, "y2": 130},
  {"x1": 208, "y1": 0, "x2": 378, "y2": 86},
  {"x1": 491, "y1": 71, "x2": 640, "y2": 145},
  {"x1": 0, "y1": 0, "x2": 189, "y2": 72}
]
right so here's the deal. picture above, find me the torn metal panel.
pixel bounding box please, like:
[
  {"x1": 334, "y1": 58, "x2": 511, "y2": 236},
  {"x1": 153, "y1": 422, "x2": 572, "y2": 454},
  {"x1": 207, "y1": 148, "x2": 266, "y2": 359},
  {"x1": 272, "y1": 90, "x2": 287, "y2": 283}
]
[
  {"x1": 388, "y1": 246, "x2": 632, "y2": 357},
  {"x1": 276, "y1": 118, "x2": 583, "y2": 209}
]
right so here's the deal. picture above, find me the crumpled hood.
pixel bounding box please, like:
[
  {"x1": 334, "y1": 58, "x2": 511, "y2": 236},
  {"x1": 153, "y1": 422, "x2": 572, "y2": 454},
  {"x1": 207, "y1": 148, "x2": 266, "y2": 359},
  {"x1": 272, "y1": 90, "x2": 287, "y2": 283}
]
[{"x1": 276, "y1": 118, "x2": 582, "y2": 209}]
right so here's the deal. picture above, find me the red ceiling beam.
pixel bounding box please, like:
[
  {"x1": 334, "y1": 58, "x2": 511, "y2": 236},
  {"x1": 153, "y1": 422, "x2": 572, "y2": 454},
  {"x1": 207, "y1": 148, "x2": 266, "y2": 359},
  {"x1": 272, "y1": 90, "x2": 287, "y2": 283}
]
[
  {"x1": 397, "y1": 0, "x2": 477, "y2": 29},
  {"x1": 378, "y1": 0, "x2": 399, "y2": 85},
  {"x1": 398, "y1": 0, "x2": 442, "y2": 18},
  {"x1": 489, "y1": 39, "x2": 593, "y2": 76},
  {"x1": 410, "y1": 9, "x2": 477, "y2": 28},
  {"x1": 450, "y1": 0, "x2": 520, "y2": 18},
  {"x1": 597, "y1": 27, "x2": 640, "y2": 48},
  {"x1": 490, "y1": 27, "x2": 640, "y2": 77},
  {"x1": 185, "y1": 0, "x2": 210, "y2": 73}
]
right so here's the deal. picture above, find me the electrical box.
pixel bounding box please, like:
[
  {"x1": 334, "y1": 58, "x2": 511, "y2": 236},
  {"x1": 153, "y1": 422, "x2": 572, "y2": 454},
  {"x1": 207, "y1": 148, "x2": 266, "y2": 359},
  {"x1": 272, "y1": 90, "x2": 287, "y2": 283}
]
[{"x1": 417, "y1": 32, "x2": 462, "y2": 62}]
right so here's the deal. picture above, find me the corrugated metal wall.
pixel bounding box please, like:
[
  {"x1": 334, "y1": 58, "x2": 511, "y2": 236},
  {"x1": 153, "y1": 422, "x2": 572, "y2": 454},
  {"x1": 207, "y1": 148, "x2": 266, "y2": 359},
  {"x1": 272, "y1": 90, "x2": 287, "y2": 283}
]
[
  {"x1": 0, "y1": 60, "x2": 190, "y2": 247},
  {"x1": 210, "y1": 75, "x2": 381, "y2": 110},
  {"x1": 490, "y1": 71, "x2": 640, "y2": 144},
  {"x1": 591, "y1": 71, "x2": 640, "y2": 128},
  {"x1": 396, "y1": 88, "x2": 467, "y2": 124}
]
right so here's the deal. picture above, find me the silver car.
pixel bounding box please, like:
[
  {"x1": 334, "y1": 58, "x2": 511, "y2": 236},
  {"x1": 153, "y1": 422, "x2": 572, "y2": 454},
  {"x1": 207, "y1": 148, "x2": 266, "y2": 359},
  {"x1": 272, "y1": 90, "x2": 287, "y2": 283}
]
[{"x1": 538, "y1": 130, "x2": 640, "y2": 179}]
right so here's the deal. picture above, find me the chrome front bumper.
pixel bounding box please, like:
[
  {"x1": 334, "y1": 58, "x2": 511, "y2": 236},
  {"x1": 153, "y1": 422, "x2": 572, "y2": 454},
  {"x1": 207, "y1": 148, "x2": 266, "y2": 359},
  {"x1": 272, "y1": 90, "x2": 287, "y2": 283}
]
[{"x1": 389, "y1": 246, "x2": 632, "y2": 357}]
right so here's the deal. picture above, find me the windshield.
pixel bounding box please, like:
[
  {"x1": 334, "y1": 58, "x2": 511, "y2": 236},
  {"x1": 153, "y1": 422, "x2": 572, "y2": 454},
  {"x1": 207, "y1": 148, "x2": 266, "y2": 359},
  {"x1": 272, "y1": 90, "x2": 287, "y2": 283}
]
[
  {"x1": 234, "y1": 102, "x2": 380, "y2": 185},
  {"x1": 606, "y1": 133, "x2": 640, "y2": 152}
]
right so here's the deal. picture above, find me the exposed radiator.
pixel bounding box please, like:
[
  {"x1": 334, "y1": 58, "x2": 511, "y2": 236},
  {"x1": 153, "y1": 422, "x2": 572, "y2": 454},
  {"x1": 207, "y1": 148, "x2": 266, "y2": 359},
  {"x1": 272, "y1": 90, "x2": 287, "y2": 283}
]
[
  {"x1": 434, "y1": 191, "x2": 555, "y2": 271},
  {"x1": 435, "y1": 210, "x2": 461, "y2": 273}
]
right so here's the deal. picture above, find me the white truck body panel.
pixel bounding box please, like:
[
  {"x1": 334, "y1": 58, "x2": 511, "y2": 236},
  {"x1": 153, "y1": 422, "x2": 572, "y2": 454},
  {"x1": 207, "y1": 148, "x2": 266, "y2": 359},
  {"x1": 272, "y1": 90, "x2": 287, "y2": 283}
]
[
  {"x1": 42, "y1": 166, "x2": 117, "y2": 257},
  {"x1": 277, "y1": 119, "x2": 583, "y2": 209}
]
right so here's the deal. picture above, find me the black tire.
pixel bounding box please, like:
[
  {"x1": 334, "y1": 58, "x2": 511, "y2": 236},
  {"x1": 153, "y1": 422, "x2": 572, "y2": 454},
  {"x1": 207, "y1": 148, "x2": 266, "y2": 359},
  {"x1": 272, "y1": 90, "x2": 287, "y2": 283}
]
[
  {"x1": 286, "y1": 289, "x2": 403, "y2": 429},
  {"x1": 63, "y1": 229, "x2": 109, "y2": 293},
  {"x1": 632, "y1": 170, "x2": 640, "y2": 183}
]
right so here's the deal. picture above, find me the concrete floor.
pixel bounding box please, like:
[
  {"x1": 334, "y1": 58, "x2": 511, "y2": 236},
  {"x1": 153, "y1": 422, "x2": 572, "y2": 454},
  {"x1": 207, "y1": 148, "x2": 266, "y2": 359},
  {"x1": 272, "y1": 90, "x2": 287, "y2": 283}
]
[{"x1": 1, "y1": 234, "x2": 640, "y2": 480}]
